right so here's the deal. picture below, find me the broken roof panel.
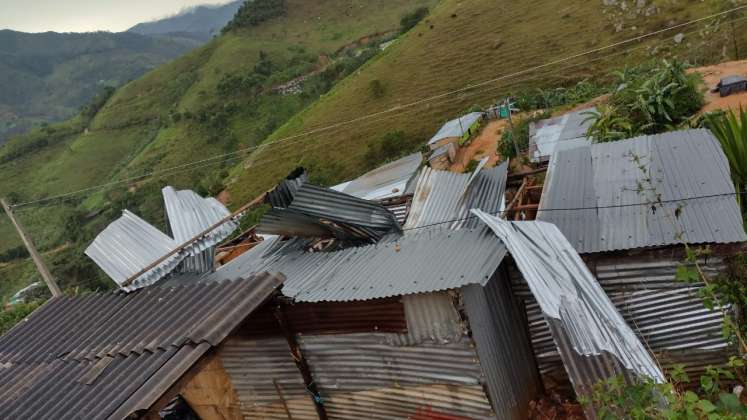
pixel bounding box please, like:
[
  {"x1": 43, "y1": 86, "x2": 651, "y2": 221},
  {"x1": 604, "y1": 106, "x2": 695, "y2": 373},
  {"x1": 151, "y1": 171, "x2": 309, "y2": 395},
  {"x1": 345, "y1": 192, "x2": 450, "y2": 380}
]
[
  {"x1": 538, "y1": 129, "x2": 747, "y2": 253},
  {"x1": 206, "y1": 226, "x2": 507, "y2": 302},
  {"x1": 339, "y1": 152, "x2": 422, "y2": 200},
  {"x1": 162, "y1": 186, "x2": 237, "y2": 252},
  {"x1": 528, "y1": 108, "x2": 593, "y2": 162},
  {"x1": 257, "y1": 173, "x2": 401, "y2": 242},
  {"x1": 404, "y1": 162, "x2": 507, "y2": 231},
  {"x1": 85, "y1": 210, "x2": 182, "y2": 291},
  {"x1": 428, "y1": 112, "x2": 483, "y2": 145},
  {"x1": 472, "y1": 210, "x2": 664, "y2": 399},
  {"x1": 0, "y1": 273, "x2": 283, "y2": 420}
]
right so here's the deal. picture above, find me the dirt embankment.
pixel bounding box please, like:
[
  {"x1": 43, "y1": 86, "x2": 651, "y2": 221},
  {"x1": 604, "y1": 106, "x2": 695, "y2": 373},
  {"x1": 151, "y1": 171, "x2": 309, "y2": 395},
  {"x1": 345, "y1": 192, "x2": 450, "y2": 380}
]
[
  {"x1": 692, "y1": 60, "x2": 747, "y2": 113},
  {"x1": 449, "y1": 119, "x2": 507, "y2": 172}
]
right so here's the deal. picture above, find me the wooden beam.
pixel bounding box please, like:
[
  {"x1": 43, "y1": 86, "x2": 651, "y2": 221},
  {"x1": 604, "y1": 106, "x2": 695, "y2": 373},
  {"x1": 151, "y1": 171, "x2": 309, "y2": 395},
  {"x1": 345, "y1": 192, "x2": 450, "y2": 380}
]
[
  {"x1": 121, "y1": 191, "x2": 267, "y2": 288},
  {"x1": 274, "y1": 304, "x2": 328, "y2": 420},
  {"x1": 2, "y1": 198, "x2": 62, "y2": 297},
  {"x1": 507, "y1": 166, "x2": 548, "y2": 179}
]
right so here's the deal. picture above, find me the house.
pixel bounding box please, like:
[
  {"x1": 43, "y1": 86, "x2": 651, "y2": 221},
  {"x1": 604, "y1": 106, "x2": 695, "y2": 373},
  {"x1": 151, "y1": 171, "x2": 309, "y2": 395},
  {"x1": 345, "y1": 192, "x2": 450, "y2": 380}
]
[
  {"x1": 527, "y1": 128, "x2": 747, "y2": 392},
  {"x1": 3, "y1": 129, "x2": 743, "y2": 419},
  {"x1": 527, "y1": 108, "x2": 593, "y2": 163},
  {"x1": 427, "y1": 112, "x2": 484, "y2": 151}
]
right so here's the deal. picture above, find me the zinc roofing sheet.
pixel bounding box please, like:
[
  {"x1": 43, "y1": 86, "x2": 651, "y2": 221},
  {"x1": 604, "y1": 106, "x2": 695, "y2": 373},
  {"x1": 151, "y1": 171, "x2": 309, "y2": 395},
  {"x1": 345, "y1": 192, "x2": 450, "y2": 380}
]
[
  {"x1": 162, "y1": 186, "x2": 237, "y2": 248},
  {"x1": 428, "y1": 112, "x2": 484, "y2": 145},
  {"x1": 0, "y1": 273, "x2": 283, "y2": 420},
  {"x1": 339, "y1": 152, "x2": 423, "y2": 200},
  {"x1": 258, "y1": 182, "x2": 401, "y2": 242},
  {"x1": 537, "y1": 129, "x2": 747, "y2": 253},
  {"x1": 528, "y1": 108, "x2": 593, "y2": 162},
  {"x1": 404, "y1": 162, "x2": 507, "y2": 231},
  {"x1": 473, "y1": 211, "x2": 665, "y2": 397},
  {"x1": 206, "y1": 226, "x2": 507, "y2": 302},
  {"x1": 84, "y1": 210, "x2": 182, "y2": 291}
]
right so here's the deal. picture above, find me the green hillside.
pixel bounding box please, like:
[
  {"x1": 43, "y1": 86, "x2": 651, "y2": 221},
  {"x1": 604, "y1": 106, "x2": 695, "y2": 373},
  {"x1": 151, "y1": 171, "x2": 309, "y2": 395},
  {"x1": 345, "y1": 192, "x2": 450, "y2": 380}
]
[
  {"x1": 0, "y1": 30, "x2": 203, "y2": 142},
  {"x1": 0, "y1": 0, "x2": 438, "y2": 299},
  {"x1": 0, "y1": 0, "x2": 744, "y2": 301}
]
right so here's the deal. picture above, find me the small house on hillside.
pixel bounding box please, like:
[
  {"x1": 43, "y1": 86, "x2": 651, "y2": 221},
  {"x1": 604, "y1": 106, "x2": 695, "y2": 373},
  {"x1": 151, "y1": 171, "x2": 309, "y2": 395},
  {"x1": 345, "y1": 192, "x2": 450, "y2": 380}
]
[
  {"x1": 527, "y1": 108, "x2": 593, "y2": 163},
  {"x1": 427, "y1": 112, "x2": 484, "y2": 150}
]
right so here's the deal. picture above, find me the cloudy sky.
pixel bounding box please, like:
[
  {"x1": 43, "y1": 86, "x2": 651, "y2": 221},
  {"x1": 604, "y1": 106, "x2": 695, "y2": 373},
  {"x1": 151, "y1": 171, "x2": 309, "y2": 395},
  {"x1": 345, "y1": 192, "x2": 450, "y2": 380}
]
[{"x1": 0, "y1": 0, "x2": 232, "y2": 33}]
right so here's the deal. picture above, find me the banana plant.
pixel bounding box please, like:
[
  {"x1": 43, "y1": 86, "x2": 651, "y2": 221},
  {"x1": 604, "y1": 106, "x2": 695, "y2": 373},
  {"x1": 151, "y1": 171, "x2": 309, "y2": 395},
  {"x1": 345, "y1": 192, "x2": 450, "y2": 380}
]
[
  {"x1": 707, "y1": 108, "x2": 747, "y2": 213},
  {"x1": 582, "y1": 105, "x2": 634, "y2": 143}
]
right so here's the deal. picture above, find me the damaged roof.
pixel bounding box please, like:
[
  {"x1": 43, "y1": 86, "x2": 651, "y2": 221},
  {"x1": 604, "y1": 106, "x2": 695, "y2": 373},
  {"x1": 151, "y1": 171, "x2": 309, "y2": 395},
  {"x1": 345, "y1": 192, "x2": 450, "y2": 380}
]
[
  {"x1": 86, "y1": 188, "x2": 238, "y2": 291},
  {"x1": 335, "y1": 152, "x2": 422, "y2": 201},
  {"x1": 473, "y1": 210, "x2": 664, "y2": 395},
  {"x1": 528, "y1": 108, "x2": 593, "y2": 162},
  {"x1": 537, "y1": 129, "x2": 747, "y2": 253},
  {"x1": 257, "y1": 170, "x2": 402, "y2": 242},
  {"x1": 206, "y1": 226, "x2": 507, "y2": 302},
  {"x1": 404, "y1": 161, "x2": 507, "y2": 231},
  {"x1": 0, "y1": 273, "x2": 283, "y2": 420}
]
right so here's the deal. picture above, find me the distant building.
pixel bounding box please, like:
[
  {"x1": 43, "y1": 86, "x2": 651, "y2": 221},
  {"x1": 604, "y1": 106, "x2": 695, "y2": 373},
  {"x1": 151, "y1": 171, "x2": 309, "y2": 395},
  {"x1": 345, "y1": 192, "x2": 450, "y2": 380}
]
[{"x1": 427, "y1": 112, "x2": 484, "y2": 150}]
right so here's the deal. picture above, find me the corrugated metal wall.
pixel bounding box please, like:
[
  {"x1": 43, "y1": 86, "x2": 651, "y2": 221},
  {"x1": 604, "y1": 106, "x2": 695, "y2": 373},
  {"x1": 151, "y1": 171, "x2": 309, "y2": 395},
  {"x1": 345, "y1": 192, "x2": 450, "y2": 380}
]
[
  {"x1": 220, "y1": 336, "x2": 318, "y2": 419},
  {"x1": 510, "y1": 251, "x2": 736, "y2": 394},
  {"x1": 462, "y1": 269, "x2": 541, "y2": 419}
]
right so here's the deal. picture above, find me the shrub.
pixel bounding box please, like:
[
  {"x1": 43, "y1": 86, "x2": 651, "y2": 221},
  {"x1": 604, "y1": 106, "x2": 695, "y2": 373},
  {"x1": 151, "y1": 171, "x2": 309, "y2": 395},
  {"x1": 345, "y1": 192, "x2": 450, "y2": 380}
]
[
  {"x1": 498, "y1": 111, "x2": 550, "y2": 159},
  {"x1": 369, "y1": 79, "x2": 385, "y2": 98},
  {"x1": 463, "y1": 159, "x2": 480, "y2": 173},
  {"x1": 364, "y1": 130, "x2": 418, "y2": 169},
  {"x1": 223, "y1": 0, "x2": 287, "y2": 32},
  {"x1": 0, "y1": 246, "x2": 29, "y2": 263},
  {"x1": 0, "y1": 302, "x2": 41, "y2": 335},
  {"x1": 400, "y1": 7, "x2": 429, "y2": 34},
  {"x1": 582, "y1": 104, "x2": 634, "y2": 143},
  {"x1": 706, "y1": 108, "x2": 747, "y2": 213}
]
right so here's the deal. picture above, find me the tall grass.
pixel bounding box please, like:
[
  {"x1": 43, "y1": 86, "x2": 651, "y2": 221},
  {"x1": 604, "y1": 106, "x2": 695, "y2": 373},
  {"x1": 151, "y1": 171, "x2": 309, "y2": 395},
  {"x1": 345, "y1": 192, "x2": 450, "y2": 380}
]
[{"x1": 707, "y1": 108, "x2": 747, "y2": 212}]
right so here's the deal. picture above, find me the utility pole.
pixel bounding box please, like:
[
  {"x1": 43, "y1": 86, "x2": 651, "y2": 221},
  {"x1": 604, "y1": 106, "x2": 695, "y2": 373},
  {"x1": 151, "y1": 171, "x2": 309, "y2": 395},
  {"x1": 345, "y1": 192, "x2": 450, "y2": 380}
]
[
  {"x1": 1, "y1": 198, "x2": 62, "y2": 297},
  {"x1": 504, "y1": 97, "x2": 520, "y2": 158}
]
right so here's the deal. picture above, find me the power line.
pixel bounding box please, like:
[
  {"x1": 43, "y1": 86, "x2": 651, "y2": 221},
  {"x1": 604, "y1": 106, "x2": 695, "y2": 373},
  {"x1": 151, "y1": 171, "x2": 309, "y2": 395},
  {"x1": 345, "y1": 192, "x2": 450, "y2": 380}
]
[
  {"x1": 401, "y1": 190, "x2": 747, "y2": 232},
  {"x1": 8, "y1": 5, "x2": 745, "y2": 209}
]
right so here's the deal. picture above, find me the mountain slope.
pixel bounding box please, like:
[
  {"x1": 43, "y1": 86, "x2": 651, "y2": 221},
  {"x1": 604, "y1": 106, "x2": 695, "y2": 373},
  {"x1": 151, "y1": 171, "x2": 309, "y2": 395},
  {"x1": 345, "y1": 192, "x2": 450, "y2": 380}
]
[
  {"x1": 0, "y1": 0, "x2": 438, "y2": 298},
  {"x1": 0, "y1": 30, "x2": 202, "y2": 142},
  {"x1": 128, "y1": 1, "x2": 242, "y2": 38}
]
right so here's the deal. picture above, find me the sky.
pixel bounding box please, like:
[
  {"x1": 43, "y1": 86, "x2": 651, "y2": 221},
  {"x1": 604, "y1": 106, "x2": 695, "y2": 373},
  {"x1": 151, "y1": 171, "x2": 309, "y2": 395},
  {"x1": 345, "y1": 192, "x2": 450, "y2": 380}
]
[{"x1": 0, "y1": 0, "x2": 233, "y2": 33}]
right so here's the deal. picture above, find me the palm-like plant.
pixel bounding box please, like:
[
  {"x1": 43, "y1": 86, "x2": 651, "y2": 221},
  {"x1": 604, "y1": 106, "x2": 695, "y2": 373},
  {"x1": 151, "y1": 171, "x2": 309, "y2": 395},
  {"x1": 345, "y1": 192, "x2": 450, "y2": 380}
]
[
  {"x1": 582, "y1": 105, "x2": 634, "y2": 143},
  {"x1": 707, "y1": 108, "x2": 747, "y2": 212}
]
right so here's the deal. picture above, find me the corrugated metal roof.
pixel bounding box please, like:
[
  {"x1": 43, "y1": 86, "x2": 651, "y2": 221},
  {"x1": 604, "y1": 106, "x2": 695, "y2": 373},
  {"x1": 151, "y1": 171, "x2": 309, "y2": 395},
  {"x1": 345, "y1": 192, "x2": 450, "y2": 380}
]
[
  {"x1": 538, "y1": 129, "x2": 747, "y2": 253},
  {"x1": 85, "y1": 210, "x2": 182, "y2": 291},
  {"x1": 528, "y1": 108, "x2": 593, "y2": 162},
  {"x1": 0, "y1": 273, "x2": 283, "y2": 420},
  {"x1": 472, "y1": 211, "x2": 664, "y2": 398},
  {"x1": 404, "y1": 162, "x2": 507, "y2": 231},
  {"x1": 258, "y1": 180, "x2": 401, "y2": 242},
  {"x1": 428, "y1": 112, "x2": 484, "y2": 145},
  {"x1": 339, "y1": 152, "x2": 422, "y2": 201},
  {"x1": 162, "y1": 186, "x2": 237, "y2": 250},
  {"x1": 206, "y1": 226, "x2": 507, "y2": 302}
]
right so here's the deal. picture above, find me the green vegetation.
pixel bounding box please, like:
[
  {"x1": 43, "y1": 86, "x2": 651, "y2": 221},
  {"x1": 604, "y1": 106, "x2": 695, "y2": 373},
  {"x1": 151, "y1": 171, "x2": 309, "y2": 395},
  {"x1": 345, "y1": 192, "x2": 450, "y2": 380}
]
[
  {"x1": 586, "y1": 358, "x2": 747, "y2": 419},
  {"x1": 513, "y1": 80, "x2": 607, "y2": 111},
  {"x1": 399, "y1": 7, "x2": 429, "y2": 34},
  {"x1": 585, "y1": 60, "x2": 705, "y2": 142},
  {"x1": 363, "y1": 130, "x2": 420, "y2": 170},
  {"x1": 706, "y1": 108, "x2": 747, "y2": 213},
  {"x1": 223, "y1": 0, "x2": 287, "y2": 32},
  {"x1": 498, "y1": 111, "x2": 550, "y2": 159},
  {"x1": 0, "y1": 302, "x2": 41, "y2": 335}
]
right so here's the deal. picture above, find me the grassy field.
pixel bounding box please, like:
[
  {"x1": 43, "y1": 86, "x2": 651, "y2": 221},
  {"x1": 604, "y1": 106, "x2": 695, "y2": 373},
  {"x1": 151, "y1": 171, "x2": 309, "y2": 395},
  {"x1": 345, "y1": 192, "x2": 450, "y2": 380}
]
[{"x1": 226, "y1": 0, "x2": 744, "y2": 203}]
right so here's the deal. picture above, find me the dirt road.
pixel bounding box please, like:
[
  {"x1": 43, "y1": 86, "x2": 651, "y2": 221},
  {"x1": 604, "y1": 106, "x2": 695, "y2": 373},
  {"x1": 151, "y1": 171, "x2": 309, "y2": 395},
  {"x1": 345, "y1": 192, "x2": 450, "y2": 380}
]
[
  {"x1": 693, "y1": 60, "x2": 747, "y2": 113},
  {"x1": 449, "y1": 119, "x2": 507, "y2": 172}
]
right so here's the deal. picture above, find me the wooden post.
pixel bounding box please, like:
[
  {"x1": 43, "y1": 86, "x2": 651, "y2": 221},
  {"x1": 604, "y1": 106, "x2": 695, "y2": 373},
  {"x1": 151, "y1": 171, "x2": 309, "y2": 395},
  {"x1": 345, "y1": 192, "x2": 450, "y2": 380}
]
[
  {"x1": 1, "y1": 198, "x2": 62, "y2": 297},
  {"x1": 274, "y1": 304, "x2": 328, "y2": 420},
  {"x1": 504, "y1": 97, "x2": 521, "y2": 159}
]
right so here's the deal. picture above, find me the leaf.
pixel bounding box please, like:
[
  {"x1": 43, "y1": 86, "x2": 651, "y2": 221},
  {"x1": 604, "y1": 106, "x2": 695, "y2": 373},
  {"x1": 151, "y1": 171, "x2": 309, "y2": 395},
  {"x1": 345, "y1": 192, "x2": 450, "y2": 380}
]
[
  {"x1": 700, "y1": 375, "x2": 714, "y2": 393},
  {"x1": 684, "y1": 391, "x2": 700, "y2": 403},
  {"x1": 675, "y1": 265, "x2": 699, "y2": 283},
  {"x1": 718, "y1": 393, "x2": 740, "y2": 412},
  {"x1": 696, "y1": 399, "x2": 716, "y2": 413}
]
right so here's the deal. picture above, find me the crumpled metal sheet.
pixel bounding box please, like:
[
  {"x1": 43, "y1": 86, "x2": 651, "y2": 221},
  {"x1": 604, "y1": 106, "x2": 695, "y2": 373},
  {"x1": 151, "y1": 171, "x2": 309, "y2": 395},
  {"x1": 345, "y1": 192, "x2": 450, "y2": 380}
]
[
  {"x1": 338, "y1": 152, "x2": 422, "y2": 201},
  {"x1": 472, "y1": 210, "x2": 665, "y2": 398},
  {"x1": 162, "y1": 186, "x2": 237, "y2": 252},
  {"x1": 258, "y1": 170, "x2": 402, "y2": 242},
  {"x1": 404, "y1": 162, "x2": 507, "y2": 231},
  {"x1": 85, "y1": 210, "x2": 183, "y2": 291}
]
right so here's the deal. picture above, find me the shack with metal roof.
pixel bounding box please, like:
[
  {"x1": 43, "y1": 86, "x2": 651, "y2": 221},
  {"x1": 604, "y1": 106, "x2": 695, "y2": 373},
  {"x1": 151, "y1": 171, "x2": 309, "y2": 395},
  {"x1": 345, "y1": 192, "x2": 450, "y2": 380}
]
[
  {"x1": 518, "y1": 128, "x2": 747, "y2": 394},
  {"x1": 427, "y1": 112, "x2": 484, "y2": 151},
  {"x1": 527, "y1": 108, "x2": 593, "y2": 163}
]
